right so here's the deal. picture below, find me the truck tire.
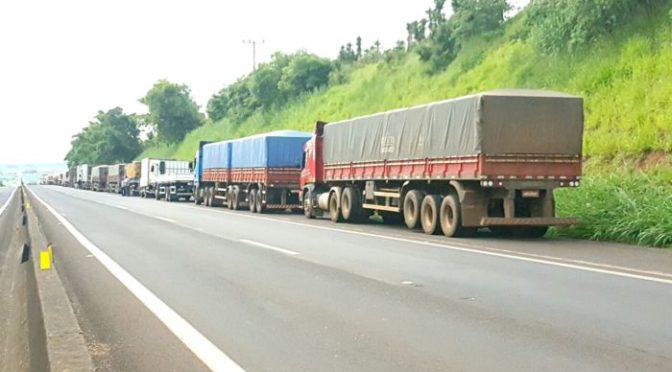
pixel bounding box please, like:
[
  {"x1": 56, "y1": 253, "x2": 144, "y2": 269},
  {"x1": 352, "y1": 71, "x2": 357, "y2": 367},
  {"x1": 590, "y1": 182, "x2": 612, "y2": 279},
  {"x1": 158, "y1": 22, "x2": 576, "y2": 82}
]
[
  {"x1": 249, "y1": 189, "x2": 257, "y2": 213},
  {"x1": 226, "y1": 186, "x2": 233, "y2": 209},
  {"x1": 403, "y1": 190, "x2": 424, "y2": 229},
  {"x1": 440, "y1": 194, "x2": 476, "y2": 237},
  {"x1": 209, "y1": 187, "x2": 217, "y2": 207},
  {"x1": 421, "y1": 194, "x2": 442, "y2": 235},
  {"x1": 341, "y1": 187, "x2": 361, "y2": 222},
  {"x1": 194, "y1": 188, "x2": 202, "y2": 205},
  {"x1": 154, "y1": 188, "x2": 160, "y2": 200},
  {"x1": 303, "y1": 190, "x2": 314, "y2": 219},
  {"x1": 255, "y1": 190, "x2": 265, "y2": 213},
  {"x1": 329, "y1": 192, "x2": 343, "y2": 223},
  {"x1": 232, "y1": 188, "x2": 240, "y2": 210}
]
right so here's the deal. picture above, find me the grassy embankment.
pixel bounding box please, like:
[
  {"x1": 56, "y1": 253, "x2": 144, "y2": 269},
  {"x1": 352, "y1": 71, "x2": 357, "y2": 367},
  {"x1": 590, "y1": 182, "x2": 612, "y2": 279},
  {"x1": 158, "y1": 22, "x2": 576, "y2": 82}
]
[{"x1": 141, "y1": 8, "x2": 672, "y2": 247}]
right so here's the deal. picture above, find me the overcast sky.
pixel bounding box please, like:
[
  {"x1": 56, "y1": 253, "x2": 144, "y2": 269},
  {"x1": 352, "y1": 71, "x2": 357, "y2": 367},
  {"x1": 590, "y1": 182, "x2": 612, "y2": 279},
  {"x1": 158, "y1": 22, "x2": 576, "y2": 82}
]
[{"x1": 0, "y1": 0, "x2": 529, "y2": 165}]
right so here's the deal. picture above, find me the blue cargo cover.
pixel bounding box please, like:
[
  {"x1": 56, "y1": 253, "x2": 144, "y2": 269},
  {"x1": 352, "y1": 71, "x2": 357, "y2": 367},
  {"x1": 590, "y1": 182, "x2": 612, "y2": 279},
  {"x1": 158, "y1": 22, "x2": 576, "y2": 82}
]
[
  {"x1": 230, "y1": 130, "x2": 312, "y2": 168},
  {"x1": 202, "y1": 141, "x2": 232, "y2": 170}
]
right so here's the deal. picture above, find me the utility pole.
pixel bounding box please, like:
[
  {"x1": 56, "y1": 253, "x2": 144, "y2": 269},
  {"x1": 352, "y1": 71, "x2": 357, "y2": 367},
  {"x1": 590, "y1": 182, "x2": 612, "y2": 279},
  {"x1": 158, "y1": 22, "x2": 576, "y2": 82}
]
[{"x1": 243, "y1": 39, "x2": 265, "y2": 72}]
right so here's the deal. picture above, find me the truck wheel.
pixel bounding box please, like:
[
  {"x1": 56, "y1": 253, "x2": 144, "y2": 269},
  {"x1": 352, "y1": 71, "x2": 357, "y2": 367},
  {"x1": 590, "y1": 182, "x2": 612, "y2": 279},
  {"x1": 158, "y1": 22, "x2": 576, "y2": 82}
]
[
  {"x1": 329, "y1": 192, "x2": 343, "y2": 223},
  {"x1": 155, "y1": 189, "x2": 160, "y2": 200},
  {"x1": 440, "y1": 194, "x2": 476, "y2": 237},
  {"x1": 232, "y1": 188, "x2": 240, "y2": 210},
  {"x1": 403, "y1": 190, "x2": 424, "y2": 229},
  {"x1": 194, "y1": 188, "x2": 202, "y2": 205},
  {"x1": 209, "y1": 187, "x2": 216, "y2": 207},
  {"x1": 421, "y1": 194, "x2": 442, "y2": 235},
  {"x1": 341, "y1": 187, "x2": 361, "y2": 222},
  {"x1": 255, "y1": 190, "x2": 265, "y2": 213},
  {"x1": 226, "y1": 187, "x2": 233, "y2": 209},
  {"x1": 303, "y1": 190, "x2": 314, "y2": 219},
  {"x1": 249, "y1": 190, "x2": 258, "y2": 213}
]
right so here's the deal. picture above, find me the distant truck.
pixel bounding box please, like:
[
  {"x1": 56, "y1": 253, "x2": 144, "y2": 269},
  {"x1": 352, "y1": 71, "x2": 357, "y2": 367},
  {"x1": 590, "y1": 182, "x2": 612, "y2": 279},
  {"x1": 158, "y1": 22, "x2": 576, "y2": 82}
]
[
  {"x1": 120, "y1": 161, "x2": 141, "y2": 196},
  {"x1": 91, "y1": 165, "x2": 109, "y2": 192},
  {"x1": 300, "y1": 90, "x2": 583, "y2": 237},
  {"x1": 66, "y1": 167, "x2": 76, "y2": 187},
  {"x1": 76, "y1": 164, "x2": 92, "y2": 189},
  {"x1": 139, "y1": 158, "x2": 193, "y2": 201},
  {"x1": 193, "y1": 131, "x2": 312, "y2": 213},
  {"x1": 107, "y1": 163, "x2": 125, "y2": 193}
]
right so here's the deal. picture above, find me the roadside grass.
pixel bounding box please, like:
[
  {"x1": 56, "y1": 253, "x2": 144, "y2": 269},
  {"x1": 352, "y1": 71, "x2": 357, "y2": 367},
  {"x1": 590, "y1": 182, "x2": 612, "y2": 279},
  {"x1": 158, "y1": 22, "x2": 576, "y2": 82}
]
[{"x1": 552, "y1": 170, "x2": 672, "y2": 248}]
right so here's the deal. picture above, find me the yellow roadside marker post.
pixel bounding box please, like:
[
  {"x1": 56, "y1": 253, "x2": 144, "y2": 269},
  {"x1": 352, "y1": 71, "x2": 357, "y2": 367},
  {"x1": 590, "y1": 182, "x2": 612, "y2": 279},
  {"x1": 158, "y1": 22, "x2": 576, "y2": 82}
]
[
  {"x1": 40, "y1": 244, "x2": 54, "y2": 271},
  {"x1": 40, "y1": 251, "x2": 51, "y2": 270}
]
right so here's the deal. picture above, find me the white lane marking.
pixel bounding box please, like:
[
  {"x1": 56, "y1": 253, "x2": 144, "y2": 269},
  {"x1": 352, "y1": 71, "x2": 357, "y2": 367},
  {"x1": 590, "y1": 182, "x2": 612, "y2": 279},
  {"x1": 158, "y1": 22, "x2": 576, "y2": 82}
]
[
  {"x1": 0, "y1": 187, "x2": 17, "y2": 216},
  {"x1": 27, "y1": 187, "x2": 245, "y2": 372},
  {"x1": 239, "y1": 239, "x2": 300, "y2": 256},
  {"x1": 156, "y1": 216, "x2": 176, "y2": 223},
  {"x1": 107, "y1": 203, "x2": 129, "y2": 210},
  {"x1": 42, "y1": 186, "x2": 672, "y2": 285}
]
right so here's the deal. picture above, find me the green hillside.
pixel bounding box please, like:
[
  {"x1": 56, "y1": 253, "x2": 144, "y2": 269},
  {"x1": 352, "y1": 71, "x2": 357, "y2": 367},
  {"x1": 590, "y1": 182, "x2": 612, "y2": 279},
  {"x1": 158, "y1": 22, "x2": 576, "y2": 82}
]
[{"x1": 141, "y1": 3, "x2": 672, "y2": 247}]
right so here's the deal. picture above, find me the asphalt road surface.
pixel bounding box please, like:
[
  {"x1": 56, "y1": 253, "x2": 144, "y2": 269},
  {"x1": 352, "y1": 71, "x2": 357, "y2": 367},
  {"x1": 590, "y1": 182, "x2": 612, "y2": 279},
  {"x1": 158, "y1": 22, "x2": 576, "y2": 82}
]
[{"x1": 24, "y1": 185, "x2": 672, "y2": 371}]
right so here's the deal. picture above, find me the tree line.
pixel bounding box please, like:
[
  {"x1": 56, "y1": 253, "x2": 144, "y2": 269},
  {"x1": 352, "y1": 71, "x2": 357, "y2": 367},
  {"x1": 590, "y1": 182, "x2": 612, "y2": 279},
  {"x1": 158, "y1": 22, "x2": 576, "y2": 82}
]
[
  {"x1": 65, "y1": 80, "x2": 203, "y2": 167},
  {"x1": 65, "y1": 0, "x2": 670, "y2": 167}
]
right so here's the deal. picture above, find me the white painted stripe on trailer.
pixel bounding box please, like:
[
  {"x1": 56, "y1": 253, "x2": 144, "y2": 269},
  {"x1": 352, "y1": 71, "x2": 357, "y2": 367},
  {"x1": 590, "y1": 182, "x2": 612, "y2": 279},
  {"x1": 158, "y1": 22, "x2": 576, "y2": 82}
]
[{"x1": 27, "y1": 187, "x2": 246, "y2": 372}]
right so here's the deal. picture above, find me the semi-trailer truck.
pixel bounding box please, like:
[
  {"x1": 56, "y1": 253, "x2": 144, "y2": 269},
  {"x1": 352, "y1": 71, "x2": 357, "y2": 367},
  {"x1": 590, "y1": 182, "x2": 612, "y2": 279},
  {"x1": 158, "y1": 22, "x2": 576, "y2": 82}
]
[
  {"x1": 193, "y1": 131, "x2": 311, "y2": 213},
  {"x1": 76, "y1": 164, "x2": 92, "y2": 189},
  {"x1": 120, "y1": 161, "x2": 141, "y2": 196},
  {"x1": 107, "y1": 163, "x2": 125, "y2": 193},
  {"x1": 91, "y1": 165, "x2": 109, "y2": 192},
  {"x1": 139, "y1": 158, "x2": 193, "y2": 201},
  {"x1": 300, "y1": 90, "x2": 583, "y2": 237}
]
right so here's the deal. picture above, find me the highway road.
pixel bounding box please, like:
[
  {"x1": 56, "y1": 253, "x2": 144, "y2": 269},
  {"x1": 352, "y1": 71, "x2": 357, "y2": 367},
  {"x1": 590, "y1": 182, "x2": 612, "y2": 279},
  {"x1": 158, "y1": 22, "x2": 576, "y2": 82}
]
[{"x1": 25, "y1": 185, "x2": 672, "y2": 371}]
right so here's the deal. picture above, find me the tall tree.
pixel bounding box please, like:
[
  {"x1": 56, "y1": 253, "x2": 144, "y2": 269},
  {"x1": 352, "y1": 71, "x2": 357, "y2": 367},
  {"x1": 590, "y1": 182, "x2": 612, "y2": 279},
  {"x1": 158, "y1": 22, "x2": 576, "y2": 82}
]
[
  {"x1": 65, "y1": 107, "x2": 142, "y2": 167},
  {"x1": 278, "y1": 53, "x2": 333, "y2": 97},
  {"x1": 451, "y1": 0, "x2": 510, "y2": 45},
  {"x1": 140, "y1": 80, "x2": 204, "y2": 143}
]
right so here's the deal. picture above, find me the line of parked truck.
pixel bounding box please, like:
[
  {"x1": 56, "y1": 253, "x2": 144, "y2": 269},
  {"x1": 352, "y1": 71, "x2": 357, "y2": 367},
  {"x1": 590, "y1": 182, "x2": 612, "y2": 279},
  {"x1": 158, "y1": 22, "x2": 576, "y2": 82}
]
[{"x1": 49, "y1": 89, "x2": 584, "y2": 238}]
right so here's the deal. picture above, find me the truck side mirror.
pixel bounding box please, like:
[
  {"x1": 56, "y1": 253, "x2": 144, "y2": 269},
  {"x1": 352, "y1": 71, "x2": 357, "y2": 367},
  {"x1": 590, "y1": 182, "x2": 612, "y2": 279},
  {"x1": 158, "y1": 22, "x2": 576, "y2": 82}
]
[
  {"x1": 159, "y1": 161, "x2": 166, "y2": 174},
  {"x1": 188, "y1": 161, "x2": 194, "y2": 172}
]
